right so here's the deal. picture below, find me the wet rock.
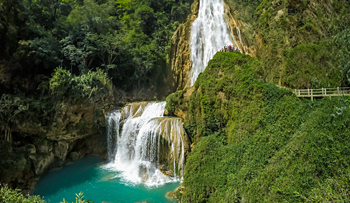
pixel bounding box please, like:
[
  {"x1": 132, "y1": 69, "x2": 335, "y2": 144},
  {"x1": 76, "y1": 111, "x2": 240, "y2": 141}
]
[
  {"x1": 139, "y1": 163, "x2": 150, "y2": 183},
  {"x1": 166, "y1": 185, "x2": 185, "y2": 202},
  {"x1": 69, "y1": 151, "x2": 79, "y2": 160}
]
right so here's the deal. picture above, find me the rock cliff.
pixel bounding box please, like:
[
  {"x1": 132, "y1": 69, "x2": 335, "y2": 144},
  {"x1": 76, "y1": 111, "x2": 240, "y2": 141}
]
[{"x1": 0, "y1": 95, "x2": 117, "y2": 192}]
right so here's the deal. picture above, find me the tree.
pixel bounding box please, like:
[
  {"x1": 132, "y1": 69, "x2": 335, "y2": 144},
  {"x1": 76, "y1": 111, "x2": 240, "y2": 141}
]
[
  {"x1": 61, "y1": 24, "x2": 97, "y2": 73},
  {"x1": 0, "y1": 95, "x2": 28, "y2": 142},
  {"x1": 89, "y1": 32, "x2": 126, "y2": 71}
]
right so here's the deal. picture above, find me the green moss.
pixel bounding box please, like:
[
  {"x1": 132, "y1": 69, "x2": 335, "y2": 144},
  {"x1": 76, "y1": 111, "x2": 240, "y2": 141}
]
[
  {"x1": 182, "y1": 52, "x2": 262, "y2": 141},
  {"x1": 165, "y1": 89, "x2": 186, "y2": 116}
]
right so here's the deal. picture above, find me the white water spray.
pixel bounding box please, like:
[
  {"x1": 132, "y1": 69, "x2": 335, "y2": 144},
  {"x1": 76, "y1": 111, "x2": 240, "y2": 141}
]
[
  {"x1": 190, "y1": 0, "x2": 239, "y2": 86},
  {"x1": 104, "y1": 102, "x2": 188, "y2": 187}
]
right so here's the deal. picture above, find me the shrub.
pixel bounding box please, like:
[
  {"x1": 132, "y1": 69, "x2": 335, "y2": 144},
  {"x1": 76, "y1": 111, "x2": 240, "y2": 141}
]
[
  {"x1": 49, "y1": 68, "x2": 112, "y2": 102},
  {"x1": 0, "y1": 185, "x2": 45, "y2": 203}
]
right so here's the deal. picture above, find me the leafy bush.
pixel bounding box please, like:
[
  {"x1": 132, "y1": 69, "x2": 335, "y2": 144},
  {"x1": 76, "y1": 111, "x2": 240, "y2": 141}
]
[
  {"x1": 0, "y1": 185, "x2": 45, "y2": 203},
  {"x1": 49, "y1": 67, "x2": 112, "y2": 102},
  {"x1": 299, "y1": 169, "x2": 350, "y2": 202},
  {"x1": 61, "y1": 192, "x2": 92, "y2": 203}
]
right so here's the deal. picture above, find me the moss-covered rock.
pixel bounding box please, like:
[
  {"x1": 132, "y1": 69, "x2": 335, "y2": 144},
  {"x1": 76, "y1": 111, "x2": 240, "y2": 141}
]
[{"x1": 167, "y1": 51, "x2": 263, "y2": 142}]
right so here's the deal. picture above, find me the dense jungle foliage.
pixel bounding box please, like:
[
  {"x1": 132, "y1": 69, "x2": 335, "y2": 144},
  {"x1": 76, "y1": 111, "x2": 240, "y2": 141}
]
[
  {"x1": 225, "y1": 0, "x2": 350, "y2": 88},
  {"x1": 166, "y1": 52, "x2": 350, "y2": 202},
  {"x1": 0, "y1": 0, "x2": 192, "y2": 142}
]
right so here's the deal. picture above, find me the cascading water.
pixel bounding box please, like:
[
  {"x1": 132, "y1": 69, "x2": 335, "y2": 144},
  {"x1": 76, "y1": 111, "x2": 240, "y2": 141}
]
[
  {"x1": 190, "y1": 0, "x2": 239, "y2": 86},
  {"x1": 104, "y1": 102, "x2": 189, "y2": 187},
  {"x1": 106, "y1": 110, "x2": 121, "y2": 161}
]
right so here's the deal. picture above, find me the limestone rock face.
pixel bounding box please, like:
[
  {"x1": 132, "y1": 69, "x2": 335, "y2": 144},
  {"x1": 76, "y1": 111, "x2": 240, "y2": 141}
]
[
  {"x1": 54, "y1": 141, "x2": 69, "y2": 160},
  {"x1": 223, "y1": 2, "x2": 254, "y2": 56},
  {"x1": 4, "y1": 96, "x2": 117, "y2": 191},
  {"x1": 168, "y1": 0, "x2": 199, "y2": 90},
  {"x1": 147, "y1": 117, "x2": 191, "y2": 177},
  {"x1": 30, "y1": 152, "x2": 55, "y2": 175}
]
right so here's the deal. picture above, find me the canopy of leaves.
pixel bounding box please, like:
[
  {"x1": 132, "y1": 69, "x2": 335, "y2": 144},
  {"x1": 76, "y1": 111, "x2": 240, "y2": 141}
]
[{"x1": 49, "y1": 67, "x2": 112, "y2": 102}]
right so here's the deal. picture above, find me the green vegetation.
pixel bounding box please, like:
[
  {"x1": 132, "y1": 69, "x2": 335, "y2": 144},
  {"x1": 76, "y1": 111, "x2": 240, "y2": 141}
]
[
  {"x1": 166, "y1": 52, "x2": 350, "y2": 202},
  {"x1": 61, "y1": 192, "x2": 92, "y2": 203},
  {"x1": 0, "y1": 185, "x2": 45, "y2": 203},
  {"x1": 0, "y1": 0, "x2": 192, "y2": 142},
  {"x1": 49, "y1": 67, "x2": 112, "y2": 102},
  {"x1": 0, "y1": 0, "x2": 192, "y2": 192},
  {"x1": 0, "y1": 186, "x2": 91, "y2": 203},
  {"x1": 0, "y1": 140, "x2": 29, "y2": 183},
  {"x1": 225, "y1": 0, "x2": 350, "y2": 89},
  {"x1": 2, "y1": 0, "x2": 350, "y2": 201},
  {"x1": 0, "y1": 0, "x2": 192, "y2": 95}
]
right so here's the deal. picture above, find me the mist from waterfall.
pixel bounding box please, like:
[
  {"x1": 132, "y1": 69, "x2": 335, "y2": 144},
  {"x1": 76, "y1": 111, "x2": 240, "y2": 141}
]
[
  {"x1": 190, "y1": 0, "x2": 238, "y2": 86},
  {"x1": 104, "y1": 102, "x2": 187, "y2": 187}
]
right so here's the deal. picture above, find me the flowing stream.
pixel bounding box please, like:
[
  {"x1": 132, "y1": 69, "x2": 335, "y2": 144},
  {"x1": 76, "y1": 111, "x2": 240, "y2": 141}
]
[{"x1": 190, "y1": 0, "x2": 239, "y2": 85}]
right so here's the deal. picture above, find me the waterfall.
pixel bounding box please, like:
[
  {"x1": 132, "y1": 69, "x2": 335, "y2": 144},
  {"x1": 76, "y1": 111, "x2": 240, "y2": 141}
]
[
  {"x1": 190, "y1": 0, "x2": 239, "y2": 86},
  {"x1": 105, "y1": 102, "x2": 189, "y2": 187},
  {"x1": 106, "y1": 110, "x2": 121, "y2": 161}
]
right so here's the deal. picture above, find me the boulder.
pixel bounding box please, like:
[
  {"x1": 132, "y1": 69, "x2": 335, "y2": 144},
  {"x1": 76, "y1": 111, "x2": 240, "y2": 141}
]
[
  {"x1": 166, "y1": 185, "x2": 185, "y2": 202},
  {"x1": 69, "y1": 151, "x2": 79, "y2": 160}
]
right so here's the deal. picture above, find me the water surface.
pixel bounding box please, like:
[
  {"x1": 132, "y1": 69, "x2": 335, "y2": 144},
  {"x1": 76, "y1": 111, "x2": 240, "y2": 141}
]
[{"x1": 32, "y1": 156, "x2": 179, "y2": 203}]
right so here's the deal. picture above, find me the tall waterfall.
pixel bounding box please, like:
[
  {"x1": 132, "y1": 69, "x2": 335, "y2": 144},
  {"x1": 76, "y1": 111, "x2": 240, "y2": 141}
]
[
  {"x1": 190, "y1": 0, "x2": 238, "y2": 86},
  {"x1": 105, "y1": 102, "x2": 189, "y2": 187}
]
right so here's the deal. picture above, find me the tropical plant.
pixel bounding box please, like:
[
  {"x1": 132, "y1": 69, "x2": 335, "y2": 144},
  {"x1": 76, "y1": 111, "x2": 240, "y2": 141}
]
[
  {"x1": 61, "y1": 192, "x2": 92, "y2": 203},
  {"x1": 0, "y1": 185, "x2": 45, "y2": 203}
]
